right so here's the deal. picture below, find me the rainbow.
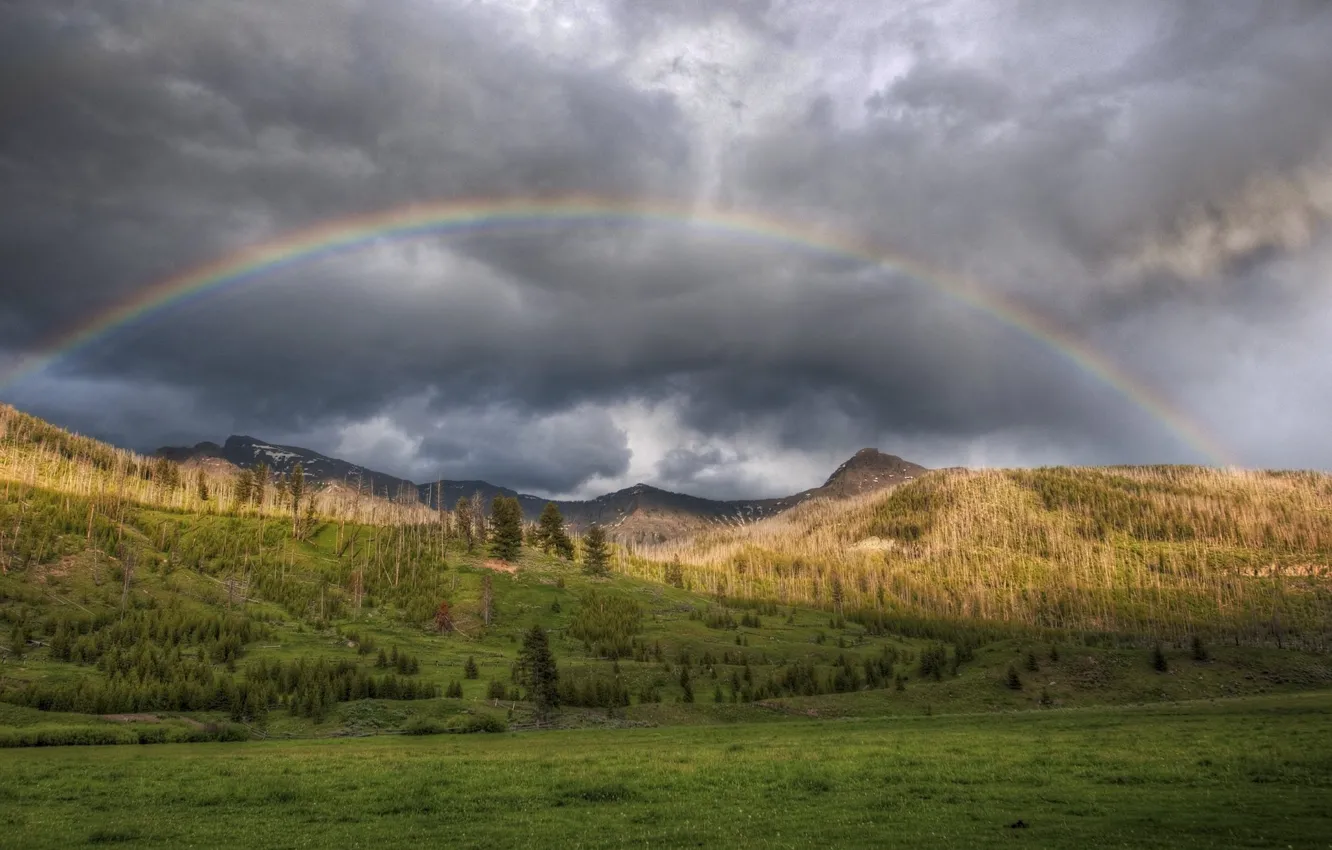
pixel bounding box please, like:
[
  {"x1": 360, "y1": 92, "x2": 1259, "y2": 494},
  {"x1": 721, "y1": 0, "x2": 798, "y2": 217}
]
[{"x1": 0, "y1": 196, "x2": 1235, "y2": 465}]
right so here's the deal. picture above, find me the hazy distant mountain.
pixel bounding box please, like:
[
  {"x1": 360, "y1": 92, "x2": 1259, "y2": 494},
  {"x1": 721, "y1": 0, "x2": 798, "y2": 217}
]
[{"x1": 155, "y1": 438, "x2": 927, "y2": 540}]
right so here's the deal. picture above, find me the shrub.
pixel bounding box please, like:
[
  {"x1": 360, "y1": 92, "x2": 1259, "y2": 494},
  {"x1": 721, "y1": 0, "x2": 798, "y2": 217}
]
[{"x1": 1152, "y1": 644, "x2": 1169, "y2": 672}]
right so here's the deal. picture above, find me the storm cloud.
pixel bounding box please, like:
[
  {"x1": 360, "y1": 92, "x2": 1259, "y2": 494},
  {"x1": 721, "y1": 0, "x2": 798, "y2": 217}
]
[{"x1": 2, "y1": 0, "x2": 1330, "y2": 498}]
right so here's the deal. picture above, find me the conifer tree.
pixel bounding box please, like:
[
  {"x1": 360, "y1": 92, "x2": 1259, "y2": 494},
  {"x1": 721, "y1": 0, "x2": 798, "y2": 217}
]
[
  {"x1": 536, "y1": 502, "x2": 575, "y2": 559},
  {"x1": 664, "y1": 555, "x2": 685, "y2": 588},
  {"x1": 196, "y1": 470, "x2": 210, "y2": 502},
  {"x1": 464, "y1": 656, "x2": 479, "y2": 679},
  {"x1": 252, "y1": 462, "x2": 269, "y2": 506},
  {"x1": 518, "y1": 625, "x2": 559, "y2": 721},
  {"x1": 288, "y1": 463, "x2": 306, "y2": 537},
  {"x1": 1005, "y1": 664, "x2": 1022, "y2": 690},
  {"x1": 583, "y1": 524, "x2": 609, "y2": 576},
  {"x1": 1152, "y1": 643, "x2": 1169, "y2": 672},
  {"x1": 679, "y1": 666, "x2": 694, "y2": 703},
  {"x1": 1190, "y1": 635, "x2": 1209, "y2": 662},
  {"x1": 490, "y1": 496, "x2": 523, "y2": 561},
  {"x1": 234, "y1": 469, "x2": 254, "y2": 508}
]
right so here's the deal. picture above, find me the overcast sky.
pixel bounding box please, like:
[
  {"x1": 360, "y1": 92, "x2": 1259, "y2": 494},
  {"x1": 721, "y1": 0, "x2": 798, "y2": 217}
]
[{"x1": 2, "y1": 1, "x2": 1330, "y2": 499}]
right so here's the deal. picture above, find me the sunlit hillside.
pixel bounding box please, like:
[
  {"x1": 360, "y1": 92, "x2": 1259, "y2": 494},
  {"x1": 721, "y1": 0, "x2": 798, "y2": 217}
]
[
  {"x1": 0, "y1": 404, "x2": 435, "y2": 526},
  {"x1": 629, "y1": 467, "x2": 1332, "y2": 647}
]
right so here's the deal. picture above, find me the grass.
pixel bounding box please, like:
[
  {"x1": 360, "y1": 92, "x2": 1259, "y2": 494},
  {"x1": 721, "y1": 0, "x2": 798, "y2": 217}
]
[
  {"x1": 629, "y1": 466, "x2": 1332, "y2": 643},
  {"x1": 1, "y1": 692, "x2": 1330, "y2": 848}
]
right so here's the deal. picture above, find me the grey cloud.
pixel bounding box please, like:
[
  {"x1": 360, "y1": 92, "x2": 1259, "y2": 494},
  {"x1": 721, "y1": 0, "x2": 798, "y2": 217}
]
[{"x1": 3, "y1": 0, "x2": 1331, "y2": 498}]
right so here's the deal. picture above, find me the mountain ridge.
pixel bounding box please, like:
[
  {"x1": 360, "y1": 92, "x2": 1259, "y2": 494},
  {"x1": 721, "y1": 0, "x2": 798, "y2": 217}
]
[{"x1": 155, "y1": 435, "x2": 927, "y2": 540}]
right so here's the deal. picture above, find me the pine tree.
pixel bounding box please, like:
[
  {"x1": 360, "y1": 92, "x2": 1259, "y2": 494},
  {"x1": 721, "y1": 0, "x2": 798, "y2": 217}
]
[
  {"x1": 518, "y1": 625, "x2": 559, "y2": 721},
  {"x1": 1025, "y1": 652, "x2": 1039, "y2": 672},
  {"x1": 583, "y1": 524, "x2": 609, "y2": 576},
  {"x1": 490, "y1": 496, "x2": 523, "y2": 562},
  {"x1": 196, "y1": 470, "x2": 210, "y2": 502},
  {"x1": 1049, "y1": 644, "x2": 1060, "y2": 662},
  {"x1": 464, "y1": 656, "x2": 479, "y2": 679},
  {"x1": 664, "y1": 556, "x2": 685, "y2": 588},
  {"x1": 536, "y1": 502, "x2": 575, "y2": 559},
  {"x1": 252, "y1": 462, "x2": 269, "y2": 506},
  {"x1": 1152, "y1": 643, "x2": 1169, "y2": 672},
  {"x1": 288, "y1": 462, "x2": 306, "y2": 537},
  {"x1": 234, "y1": 469, "x2": 254, "y2": 508},
  {"x1": 1005, "y1": 664, "x2": 1022, "y2": 690},
  {"x1": 679, "y1": 666, "x2": 694, "y2": 703},
  {"x1": 1190, "y1": 635, "x2": 1209, "y2": 662}
]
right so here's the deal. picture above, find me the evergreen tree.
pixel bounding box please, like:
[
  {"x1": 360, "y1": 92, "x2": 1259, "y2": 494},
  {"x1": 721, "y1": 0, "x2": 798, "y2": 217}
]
[
  {"x1": 464, "y1": 656, "x2": 479, "y2": 679},
  {"x1": 288, "y1": 463, "x2": 306, "y2": 537},
  {"x1": 1152, "y1": 643, "x2": 1169, "y2": 672},
  {"x1": 679, "y1": 666, "x2": 694, "y2": 703},
  {"x1": 1049, "y1": 644, "x2": 1060, "y2": 662},
  {"x1": 664, "y1": 556, "x2": 685, "y2": 588},
  {"x1": 536, "y1": 502, "x2": 575, "y2": 559},
  {"x1": 583, "y1": 524, "x2": 610, "y2": 576},
  {"x1": 1190, "y1": 635, "x2": 1209, "y2": 662},
  {"x1": 446, "y1": 681, "x2": 463, "y2": 698},
  {"x1": 1025, "y1": 652, "x2": 1039, "y2": 672},
  {"x1": 490, "y1": 496, "x2": 523, "y2": 562},
  {"x1": 1005, "y1": 664, "x2": 1022, "y2": 690},
  {"x1": 518, "y1": 625, "x2": 559, "y2": 721},
  {"x1": 252, "y1": 462, "x2": 269, "y2": 506},
  {"x1": 234, "y1": 469, "x2": 254, "y2": 508},
  {"x1": 196, "y1": 470, "x2": 210, "y2": 502}
]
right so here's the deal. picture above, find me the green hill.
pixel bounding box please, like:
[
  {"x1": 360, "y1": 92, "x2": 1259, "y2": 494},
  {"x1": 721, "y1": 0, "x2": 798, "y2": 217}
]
[{"x1": 1, "y1": 405, "x2": 1330, "y2": 745}]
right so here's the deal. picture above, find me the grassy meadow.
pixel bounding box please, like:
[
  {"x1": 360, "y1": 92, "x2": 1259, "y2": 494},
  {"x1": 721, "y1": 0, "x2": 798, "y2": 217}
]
[{"x1": 2, "y1": 693, "x2": 1331, "y2": 849}]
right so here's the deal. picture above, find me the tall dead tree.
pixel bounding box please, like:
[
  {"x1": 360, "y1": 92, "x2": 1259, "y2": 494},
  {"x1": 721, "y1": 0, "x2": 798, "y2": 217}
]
[
  {"x1": 481, "y1": 573, "x2": 494, "y2": 627},
  {"x1": 119, "y1": 549, "x2": 136, "y2": 619}
]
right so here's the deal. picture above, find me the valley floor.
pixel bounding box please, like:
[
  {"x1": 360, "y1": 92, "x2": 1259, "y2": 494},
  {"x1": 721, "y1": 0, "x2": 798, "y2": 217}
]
[{"x1": 2, "y1": 691, "x2": 1331, "y2": 849}]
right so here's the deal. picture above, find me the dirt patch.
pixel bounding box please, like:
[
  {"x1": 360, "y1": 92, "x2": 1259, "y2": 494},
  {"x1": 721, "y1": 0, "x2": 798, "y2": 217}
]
[
  {"x1": 32, "y1": 554, "x2": 79, "y2": 585},
  {"x1": 101, "y1": 713, "x2": 161, "y2": 724},
  {"x1": 481, "y1": 559, "x2": 518, "y2": 574}
]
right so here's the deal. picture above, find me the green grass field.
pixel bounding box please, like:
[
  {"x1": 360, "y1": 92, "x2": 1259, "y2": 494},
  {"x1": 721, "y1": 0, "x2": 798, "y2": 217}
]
[{"x1": 2, "y1": 692, "x2": 1330, "y2": 849}]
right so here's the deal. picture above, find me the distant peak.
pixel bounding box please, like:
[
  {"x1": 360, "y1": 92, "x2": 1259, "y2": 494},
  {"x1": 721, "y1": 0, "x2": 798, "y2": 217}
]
[{"x1": 819, "y1": 448, "x2": 926, "y2": 495}]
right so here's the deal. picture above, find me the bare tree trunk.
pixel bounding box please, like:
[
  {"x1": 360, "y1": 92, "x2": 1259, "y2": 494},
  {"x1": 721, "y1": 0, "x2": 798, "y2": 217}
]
[
  {"x1": 120, "y1": 550, "x2": 136, "y2": 619},
  {"x1": 481, "y1": 573, "x2": 493, "y2": 627}
]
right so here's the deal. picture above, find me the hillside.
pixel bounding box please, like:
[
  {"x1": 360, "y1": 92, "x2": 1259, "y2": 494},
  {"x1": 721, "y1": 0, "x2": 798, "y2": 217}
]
[
  {"x1": 1, "y1": 403, "x2": 1332, "y2": 763},
  {"x1": 630, "y1": 465, "x2": 1332, "y2": 647},
  {"x1": 156, "y1": 436, "x2": 925, "y2": 539}
]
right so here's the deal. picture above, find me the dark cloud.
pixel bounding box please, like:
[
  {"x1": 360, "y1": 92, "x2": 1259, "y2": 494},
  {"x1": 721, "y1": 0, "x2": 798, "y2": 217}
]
[{"x1": 2, "y1": 0, "x2": 1331, "y2": 498}]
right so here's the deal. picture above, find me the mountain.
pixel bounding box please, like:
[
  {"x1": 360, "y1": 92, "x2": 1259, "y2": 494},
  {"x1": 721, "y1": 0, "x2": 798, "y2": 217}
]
[
  {"x1": 155, "y1": 438, "x2": 927, "y2": 540},
  {"x1": 793, "y1": 448, "x2": 927, "y2": 501},
  {"x1": 157, "y1": 435, "x2": 422, "y2": 501}
]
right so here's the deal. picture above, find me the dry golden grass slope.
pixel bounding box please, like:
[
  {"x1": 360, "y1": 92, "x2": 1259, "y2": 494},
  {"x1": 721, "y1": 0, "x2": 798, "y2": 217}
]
[
  {"x1": 0, "y1": 404, "x2": 434, "y2": 526},
  {"x1": 627, "y1": 466, "x2": 1332, "y2": 645}
]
